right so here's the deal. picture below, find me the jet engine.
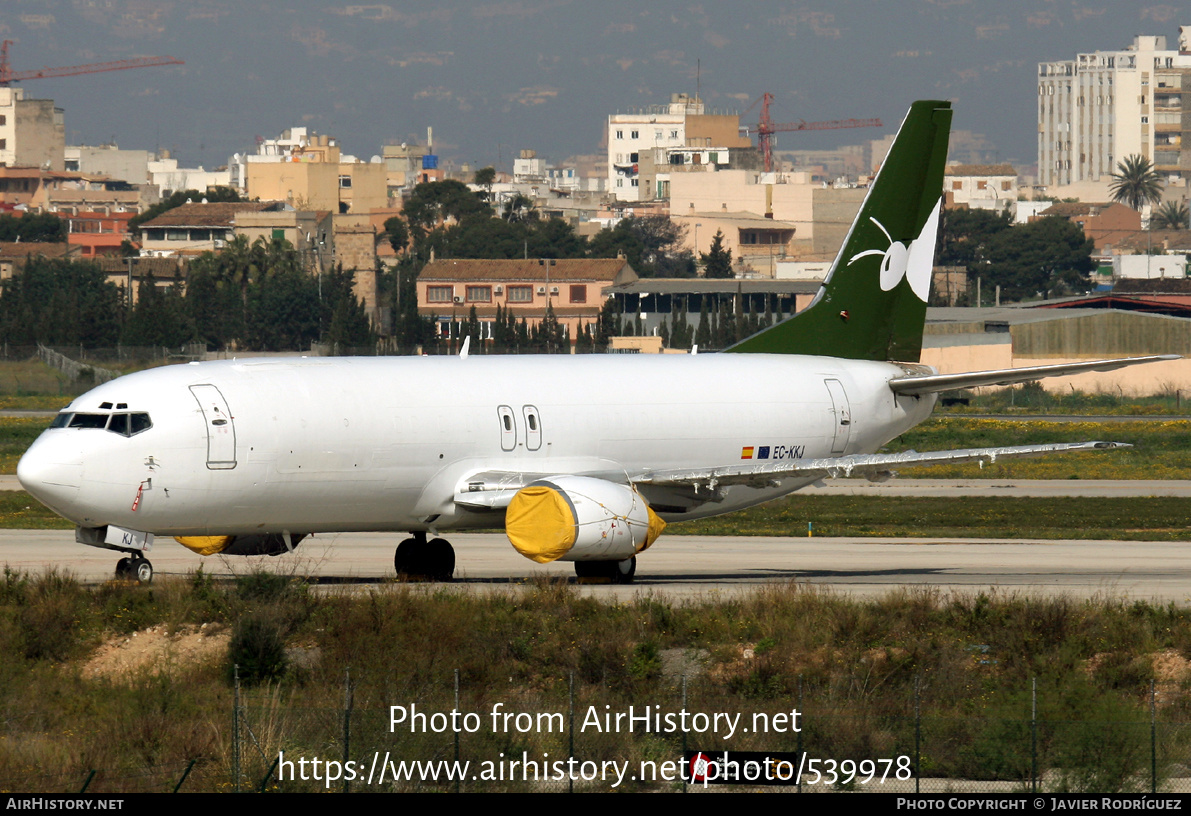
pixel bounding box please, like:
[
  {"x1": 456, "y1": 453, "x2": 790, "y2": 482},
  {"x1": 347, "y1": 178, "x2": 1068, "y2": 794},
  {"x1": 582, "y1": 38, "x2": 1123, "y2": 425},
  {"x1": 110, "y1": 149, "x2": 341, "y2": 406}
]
[
  {"x1": 504, "y1": 476, "x2": 665, "y2": 563},
  {"x1": 174, "y1": 533, "x2": 307, "y2": 557}
]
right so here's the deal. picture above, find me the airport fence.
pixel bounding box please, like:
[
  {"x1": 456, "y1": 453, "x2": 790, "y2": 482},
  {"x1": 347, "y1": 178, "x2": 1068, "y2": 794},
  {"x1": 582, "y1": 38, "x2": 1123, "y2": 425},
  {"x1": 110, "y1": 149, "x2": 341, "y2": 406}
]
[
  {"x1": 220, "y1": 673, "x2": 1191, "y2": 795},
  {"x1": 10, "y1": 672, "x2": 1191, "y2": 794}
]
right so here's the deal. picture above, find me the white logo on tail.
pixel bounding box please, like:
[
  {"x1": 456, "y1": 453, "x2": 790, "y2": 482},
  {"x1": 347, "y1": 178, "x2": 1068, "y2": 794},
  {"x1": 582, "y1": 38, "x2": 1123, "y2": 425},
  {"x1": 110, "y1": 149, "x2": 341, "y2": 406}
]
[{"x1": 846, "y1": 198, "x2": 942, "y2": 303}]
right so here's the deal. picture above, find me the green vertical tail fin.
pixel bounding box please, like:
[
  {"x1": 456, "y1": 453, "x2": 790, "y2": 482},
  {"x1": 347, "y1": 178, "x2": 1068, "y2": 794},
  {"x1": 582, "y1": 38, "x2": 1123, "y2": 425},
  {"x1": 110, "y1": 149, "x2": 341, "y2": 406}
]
[{"x1": 726, "y1": 100, "x2": 952, "y2": 361}]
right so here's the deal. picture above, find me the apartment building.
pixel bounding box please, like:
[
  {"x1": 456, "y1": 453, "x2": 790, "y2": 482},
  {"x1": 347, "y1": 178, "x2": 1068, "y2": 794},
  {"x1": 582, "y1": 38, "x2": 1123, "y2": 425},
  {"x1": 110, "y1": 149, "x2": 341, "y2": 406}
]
[
  {"x1": 1038, "y1": 29, "x2": 1191, "y2": 188},
  {"x1": 607, "y1": 93, "x2": 752, "y2": 202},
  {"x1": 417, "y1": 258, "x2": 636, "y2": 343}
]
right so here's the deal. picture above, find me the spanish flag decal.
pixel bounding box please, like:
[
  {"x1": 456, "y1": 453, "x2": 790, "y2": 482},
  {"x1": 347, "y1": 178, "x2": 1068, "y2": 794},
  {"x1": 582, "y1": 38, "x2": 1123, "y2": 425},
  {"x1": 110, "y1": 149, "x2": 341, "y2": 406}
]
[{"x1": 741, "y1": 446, "x2": 755, "y2": 460}]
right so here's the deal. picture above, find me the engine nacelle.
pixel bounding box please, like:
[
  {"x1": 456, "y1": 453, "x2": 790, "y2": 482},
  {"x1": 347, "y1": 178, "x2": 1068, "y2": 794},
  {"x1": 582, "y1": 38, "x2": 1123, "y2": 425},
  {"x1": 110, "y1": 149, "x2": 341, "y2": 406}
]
[
  {"x1": 504, "y1": 476, "x2": 665, "y2": 564},
  {"x1": 174, "y1": 533, "x2": 306, "y2": 557}
]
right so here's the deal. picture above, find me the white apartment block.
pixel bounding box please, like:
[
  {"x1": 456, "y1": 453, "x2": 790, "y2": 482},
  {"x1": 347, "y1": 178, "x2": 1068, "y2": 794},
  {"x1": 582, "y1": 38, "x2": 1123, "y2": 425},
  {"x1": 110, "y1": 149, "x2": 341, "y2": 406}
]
[
  {"x1": 608, "y1": 93, "x2": 702, "y2": 202},
  {"x1": 1039, "y1": 30, "x2": 1191, "y2": 189}
]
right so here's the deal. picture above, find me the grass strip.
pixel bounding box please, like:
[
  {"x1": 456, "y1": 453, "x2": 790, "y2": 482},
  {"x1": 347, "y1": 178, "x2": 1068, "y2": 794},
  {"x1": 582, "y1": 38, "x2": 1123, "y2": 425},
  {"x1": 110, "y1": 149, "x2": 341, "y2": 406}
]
[{"x1": 669, "y1": 494, "x2": 1191, "y2": 540}]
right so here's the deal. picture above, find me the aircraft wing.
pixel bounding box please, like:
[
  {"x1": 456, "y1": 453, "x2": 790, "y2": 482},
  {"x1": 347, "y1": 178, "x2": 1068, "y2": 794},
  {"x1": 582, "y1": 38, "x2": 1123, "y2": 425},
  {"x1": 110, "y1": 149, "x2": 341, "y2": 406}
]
[
  {"x1": 888, "y1": 355, "x2": 1179, "y2": 395},
  {"x1": 455, "y1": 441, "x2": 1128, "y2": 508},
  {"x1": 630, "y1": 441, "x2": 1129, "y2": 489}
]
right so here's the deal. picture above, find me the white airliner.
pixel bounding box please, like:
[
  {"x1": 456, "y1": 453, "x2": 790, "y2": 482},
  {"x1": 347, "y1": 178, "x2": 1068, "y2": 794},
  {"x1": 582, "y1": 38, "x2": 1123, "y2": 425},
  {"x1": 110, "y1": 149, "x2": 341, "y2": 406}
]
[{"x1": 15, "y1": 100, "x2": 1173, "y2": 583}]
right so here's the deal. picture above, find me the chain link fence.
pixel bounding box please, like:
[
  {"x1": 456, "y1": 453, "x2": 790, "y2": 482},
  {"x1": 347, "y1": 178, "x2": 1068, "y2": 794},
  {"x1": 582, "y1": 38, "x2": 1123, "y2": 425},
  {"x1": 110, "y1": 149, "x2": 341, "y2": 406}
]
[{"x1": 213, "y1": 673, "x2": 1191, "y2": 794}]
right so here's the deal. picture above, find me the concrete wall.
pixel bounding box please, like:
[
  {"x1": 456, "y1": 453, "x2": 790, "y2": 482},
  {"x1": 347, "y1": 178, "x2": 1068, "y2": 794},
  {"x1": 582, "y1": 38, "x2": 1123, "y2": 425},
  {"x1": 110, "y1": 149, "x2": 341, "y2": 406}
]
[
  {"x1": 811, "y1": 187, "x2": 866, "y2": 256},
  {"x1": 13, "y1": 97, "x2": 63, "y2": 171},
  {"x1": 1011, "y1": 312, "x2": 1191, "y2": 357},
  {"x1": 923, "y1": 338, "x2": 1191, "y2": 394}
]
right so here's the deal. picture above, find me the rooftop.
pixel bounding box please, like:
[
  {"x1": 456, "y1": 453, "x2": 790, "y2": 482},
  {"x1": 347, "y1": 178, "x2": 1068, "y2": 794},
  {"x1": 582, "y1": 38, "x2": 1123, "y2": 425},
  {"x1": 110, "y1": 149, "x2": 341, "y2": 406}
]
[
  {"x1": 945, "y1": 164, "x2": 1018, "y2": 177},
  {"x1": 140, "y1": 202, "x2": 282, "y2": 229},
  {"x1": 420, "y1": 258, "x2": 637, "y2": 284}
]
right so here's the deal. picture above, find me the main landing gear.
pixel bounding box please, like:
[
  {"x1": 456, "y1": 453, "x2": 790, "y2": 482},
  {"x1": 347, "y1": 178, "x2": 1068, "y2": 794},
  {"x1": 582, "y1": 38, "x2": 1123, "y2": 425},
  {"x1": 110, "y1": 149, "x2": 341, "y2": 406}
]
[
  {"x1": 115, "y1": 554, "x2": 153, "y2": 584},
  {"x1": 574, "y1": 556, "x2": 636, "y2": 585},
  {"x1": 394, "y1": 532, "x2": 455, "y2": 581}
]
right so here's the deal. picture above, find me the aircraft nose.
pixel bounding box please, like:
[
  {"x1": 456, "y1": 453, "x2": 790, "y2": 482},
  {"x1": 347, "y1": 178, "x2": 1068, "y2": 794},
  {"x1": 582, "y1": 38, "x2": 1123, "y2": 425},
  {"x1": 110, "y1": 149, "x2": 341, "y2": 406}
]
[{"x1": 17, "y1": 439, "x2": 83, "y2": 511}]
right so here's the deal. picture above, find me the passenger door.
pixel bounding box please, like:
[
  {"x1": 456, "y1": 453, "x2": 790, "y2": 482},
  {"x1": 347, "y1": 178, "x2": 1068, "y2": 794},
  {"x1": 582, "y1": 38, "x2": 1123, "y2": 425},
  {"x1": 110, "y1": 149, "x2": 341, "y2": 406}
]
[{"x1": 190, "y1": 384, "x2": 237, "y2": 469}]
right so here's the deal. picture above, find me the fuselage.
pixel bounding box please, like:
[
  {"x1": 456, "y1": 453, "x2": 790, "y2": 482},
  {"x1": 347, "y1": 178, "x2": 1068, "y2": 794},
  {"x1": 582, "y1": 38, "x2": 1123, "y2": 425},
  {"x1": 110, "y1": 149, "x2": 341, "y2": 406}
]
[{"x1": 17, "y1": 353, "x2": 936, "y2": 537}]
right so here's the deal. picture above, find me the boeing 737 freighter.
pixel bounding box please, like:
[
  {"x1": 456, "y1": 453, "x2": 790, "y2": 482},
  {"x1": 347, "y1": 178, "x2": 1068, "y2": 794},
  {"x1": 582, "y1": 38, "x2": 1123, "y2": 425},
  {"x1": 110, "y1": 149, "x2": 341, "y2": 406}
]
[{"x1": 15, "y1": 101, "x2": 1173, "y2": 583}]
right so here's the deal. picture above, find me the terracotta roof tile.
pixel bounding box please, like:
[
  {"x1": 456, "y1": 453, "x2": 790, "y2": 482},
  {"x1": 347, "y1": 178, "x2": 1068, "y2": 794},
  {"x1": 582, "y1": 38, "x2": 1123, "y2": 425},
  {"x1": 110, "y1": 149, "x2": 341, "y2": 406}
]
[
  {"x1": 140, "y1": 201, "x2": 281, "y2": 228},
  {"x1": 0, "y1": 242, "x2": 77, "y2": 260},
  {"x1": 420, "y1": 258, "x2": 635, "y2": 283},
  {"x1": 945, "y1": 163, "x2": 1018, "y2": 176}
]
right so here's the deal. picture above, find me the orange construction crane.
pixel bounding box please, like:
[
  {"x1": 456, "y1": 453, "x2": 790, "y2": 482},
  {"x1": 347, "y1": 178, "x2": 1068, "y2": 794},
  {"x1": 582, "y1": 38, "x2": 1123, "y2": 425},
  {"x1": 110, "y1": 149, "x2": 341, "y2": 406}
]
[
  {"x1": 745, "y1": 92, "x2": 882, "y2": 172},
  {"x1": 0, "y1": 40, "x2": 183, "y2": 87}
]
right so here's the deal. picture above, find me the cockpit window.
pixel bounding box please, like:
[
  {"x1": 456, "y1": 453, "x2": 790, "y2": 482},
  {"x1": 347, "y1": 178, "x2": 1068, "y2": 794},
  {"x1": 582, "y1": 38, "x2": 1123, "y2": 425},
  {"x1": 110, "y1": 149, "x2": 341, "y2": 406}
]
[
  {"x1": 107, "y1": 414, "x2": 129, "y2": 436},
  {"x1": 67, "y1": 413, "x2": 108, "y2": 429},
  {"x1": 53, "y1": 411, "x2": 153, "y2": 436}
]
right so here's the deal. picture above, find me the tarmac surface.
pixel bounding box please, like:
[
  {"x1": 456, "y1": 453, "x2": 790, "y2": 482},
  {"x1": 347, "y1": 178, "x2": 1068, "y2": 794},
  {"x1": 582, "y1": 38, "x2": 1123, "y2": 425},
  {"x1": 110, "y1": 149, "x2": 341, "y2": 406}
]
[
  {"x1": 3, "y1": 475, "x2": 1191, "y2": 497},
  {"x1": 4, "y1": 528, "x2": 1190, "y2": 602}
]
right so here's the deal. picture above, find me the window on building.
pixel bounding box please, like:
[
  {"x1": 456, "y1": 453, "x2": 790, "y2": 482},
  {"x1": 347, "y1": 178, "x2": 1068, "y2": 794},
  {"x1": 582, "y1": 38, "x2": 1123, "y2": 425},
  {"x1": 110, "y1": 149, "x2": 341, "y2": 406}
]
[
  {"x1": 272, "y1": 229, "x2": 285, "y2": 241},
  {"x1": 616, "y1": 179, "x2": 623, "y2": 188},
  {"x1": 977, "y1": 180, "x2": 988, "y2": 190},
  {"x1": 339, "y1": 175, "x2": 352, "y2": 188},
  {"x1": 671, "y1": 130, "x2": 679, "y2": 139},
  {"x1": 952, "y1": 181, "x2": 962, "y2": 190},
  {"x1": 466, "y1": 285, "x2": 492, "y2": 303},
  {"x1": 0, "y1": 116, "x2": 6, "y2": 126},
  {"x1": 569, "y1": 285, "x2": 587, "y2": 304},
  {"x1": 1001, "y1": 181, "x2": 1012, "y2": 191},
  {"x1": 655, "y1": 130, "x2": 662, "y2": 140},
  {"x1": 631, "y1": 130, "x2": 639, "y2": 139},
  {"x1": 427, "y1": 286, "x2": 453, "y2": 303},
  {"x1": 508, "y1": 285, "x2": 533, "y2": 303},
  {"x1": 0, "y1": 139, "x2": 6, "y2": 151},
  {"x1": 629, "y1": 152, "x2": 639, "y2": 163},
  {"x1": 616, "y1": 130, "x2": 623, "y2": 139},
  {"x1": 631, "y1": 179, "x2": 638, "y2": 187}
]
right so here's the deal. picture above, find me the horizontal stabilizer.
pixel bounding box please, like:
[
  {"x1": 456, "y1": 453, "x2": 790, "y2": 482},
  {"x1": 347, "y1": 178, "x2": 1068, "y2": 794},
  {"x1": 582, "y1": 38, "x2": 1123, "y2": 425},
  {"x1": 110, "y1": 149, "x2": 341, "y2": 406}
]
[
  {"x1": 632, "y1": 441, "x2": 1130, "y2": 489},
  {"x1": 888, "y1": 355, "x2": 1180, "y2": 395}
]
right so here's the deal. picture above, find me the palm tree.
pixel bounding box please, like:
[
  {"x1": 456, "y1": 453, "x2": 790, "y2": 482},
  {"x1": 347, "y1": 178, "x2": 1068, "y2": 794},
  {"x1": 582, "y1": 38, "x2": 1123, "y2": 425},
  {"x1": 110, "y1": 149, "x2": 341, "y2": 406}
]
[
  {"x1": 1151, "y1": 199, "x2": 1190, "y2": 231},
  {"x1": 1109, "y1": 155, "x2": 1163, "y2": 212}
]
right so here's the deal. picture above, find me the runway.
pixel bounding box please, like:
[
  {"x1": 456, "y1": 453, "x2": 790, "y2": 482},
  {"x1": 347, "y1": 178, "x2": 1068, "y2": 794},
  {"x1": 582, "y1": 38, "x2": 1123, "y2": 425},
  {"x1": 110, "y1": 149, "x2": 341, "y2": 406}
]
[{"x1": 5, "y1": 529, "x2": 1191, "y2": 602}]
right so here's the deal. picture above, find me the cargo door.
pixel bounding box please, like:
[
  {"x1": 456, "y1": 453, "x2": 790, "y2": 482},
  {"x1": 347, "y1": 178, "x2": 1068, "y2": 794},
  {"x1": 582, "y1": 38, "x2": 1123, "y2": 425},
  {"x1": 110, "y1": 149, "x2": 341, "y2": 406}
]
[
  {"x1": 190, "y1": 384, "x2": 237, "y2": 469},
  {"x1": 824, "y1": 378, "x2": 852, "y2": 455}
]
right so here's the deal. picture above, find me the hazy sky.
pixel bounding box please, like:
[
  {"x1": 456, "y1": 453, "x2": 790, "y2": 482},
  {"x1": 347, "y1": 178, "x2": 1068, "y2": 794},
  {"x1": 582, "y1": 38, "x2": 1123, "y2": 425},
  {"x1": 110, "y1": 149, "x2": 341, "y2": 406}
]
[{"x1": 4, "y1": 1, "x2": 1190, "y2": 174}]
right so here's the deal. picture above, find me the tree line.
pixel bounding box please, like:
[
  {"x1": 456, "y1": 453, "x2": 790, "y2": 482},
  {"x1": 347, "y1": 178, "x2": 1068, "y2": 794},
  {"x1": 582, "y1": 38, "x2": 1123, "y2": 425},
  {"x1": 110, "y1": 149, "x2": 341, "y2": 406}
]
[{"x1": 0, "y1": 236, "x2": 373, "y2": 351}]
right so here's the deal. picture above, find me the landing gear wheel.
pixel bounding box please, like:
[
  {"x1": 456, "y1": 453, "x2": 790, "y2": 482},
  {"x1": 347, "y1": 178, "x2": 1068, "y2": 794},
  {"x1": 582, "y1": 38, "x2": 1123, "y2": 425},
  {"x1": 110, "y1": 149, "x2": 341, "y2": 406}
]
[
  {"x1": 425, "y1": 538, "x2": 455, "y2": 581},
  {"x1": 394, "y1": 537, "x2": 420, "y2": 578},
  {"x1": 394, "y1": 536, "x2": 455, "y2": 581},
  {"x1": 115, "y1": 557, "x2": 132, "y2": 579},
  {"x1": 574, "y1": 556, "x2": 636, "y2": 584},
  {"x1": 133, "y1": 558, "x2": 153, "y2": 584}
]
